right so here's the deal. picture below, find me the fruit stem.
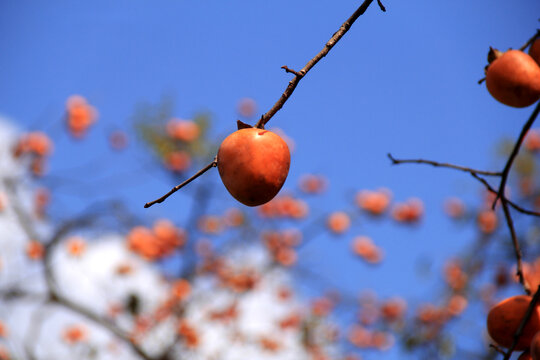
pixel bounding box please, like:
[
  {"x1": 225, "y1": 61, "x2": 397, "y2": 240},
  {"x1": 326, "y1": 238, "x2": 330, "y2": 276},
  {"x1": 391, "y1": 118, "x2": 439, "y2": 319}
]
[
  {"x1": 144, "y1": 156, "x2": 218, "y2": 208},
  {"x1": 519, "y1": 29, "x2": 540, "y2": 52}
]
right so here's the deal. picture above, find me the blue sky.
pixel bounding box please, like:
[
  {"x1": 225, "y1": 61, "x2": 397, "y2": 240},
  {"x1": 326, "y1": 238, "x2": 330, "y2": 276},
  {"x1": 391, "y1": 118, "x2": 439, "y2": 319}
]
[{"x1": 1, "y1": 1, "x2": 540, "y2": 358}]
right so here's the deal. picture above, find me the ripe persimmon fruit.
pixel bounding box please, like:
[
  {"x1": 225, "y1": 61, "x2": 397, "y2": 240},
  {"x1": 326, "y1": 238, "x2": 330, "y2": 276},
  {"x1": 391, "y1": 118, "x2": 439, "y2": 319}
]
[
  {"x1": 217, "y1": 128, "x2": 290, "y2": 206},
  {"x1": 487, "y1": 295, "x2": 540, "y2": 350},
  {"x1": 485, "y1": 49, "x2": 540, "y2": 108}
]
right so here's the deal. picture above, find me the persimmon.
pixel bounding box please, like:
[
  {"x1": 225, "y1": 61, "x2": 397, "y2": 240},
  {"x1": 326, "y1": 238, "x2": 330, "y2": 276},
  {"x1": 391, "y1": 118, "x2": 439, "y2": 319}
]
[
  {"x1": 299, "y1": 174, "x2": 327, "y2": 194},
  {"x1": 520, "y1": 351, "x2": 533, "y2": 360},
  {"x1": 356, "y1": 189, "x2": 391, "y2": 215},
  {"x1": 443, "y1": 197, "x2": 466, "y2": 218},
  {"x1": 217, "y1": 128, "x2": 290, "y2": 206},
  {"x1": 166, "y1": 118, "x2": 200, "y2": 142},
  {"x1": 65, "y1": 236, "x2": 86, "y2": 257},
  {"x1": 380, "y1": 298, "x2": 407, "y2": 322},
  {"x1": 391, "y1": 198, "x2": 423, "y2": 223},
  {"x1": 0, "y1": 321, "x2": 7, "y2": 337},
  {"x1": 177, "y1": 320, "x2": 200, "y2": 348},
  {"x1": 530, "y1": 38, "x2": 540, "y2": 66},
  {"x1": 279, "y1": 312, "x2": 302, "y2": 329},
  {"x1": 477, "y1": 209, "x2": 498, "y2": 234},
  {"x1": 65, "y1": 95, "x2": 97, "y2": 138},
  {"x1": 0, "y1": 346, "x2": 8, "y2": 360},
  {"x1": 526, "y1": 129, "x2": 540, "y2": 152},
  {"x1": 237, "y1": 97, "x2": 257, "y2": 118},
  {"x1": 327, "y1": 211, "x2": 351, "y2": 234},
  {"x1": 275, "y1": 247, "x2": 297, "y2": 266},
  {"x1": 487, "y1": 295, "x2": 540, "y2": 350},
  {"x1": 532, "y1": 331, "x2": 540, "y2": 360},
  {"x1": 446, "y1": 294, "x2": 468, "y2": 317},
  {"x1": 165, "y1": 150, "x2": 191, "y2": 173},
  {"x1": 62, "y1": 325, "x2": 88, "y2": 345},
  {"x1": 26, "y1": 240, "x2": 44, "y2": 260},
  {"x1": 485, "y1": 49, "x2": 540, "y2": 108},
  {"x1": 171, "y1": 279, "x2": 191, "y2": 301}
]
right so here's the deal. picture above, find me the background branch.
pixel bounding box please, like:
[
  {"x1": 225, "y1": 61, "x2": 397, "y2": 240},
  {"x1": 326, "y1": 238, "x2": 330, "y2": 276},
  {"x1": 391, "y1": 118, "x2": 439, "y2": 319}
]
[{"x1": 387, "y1": 153, "x2": 501, "y2": 176}]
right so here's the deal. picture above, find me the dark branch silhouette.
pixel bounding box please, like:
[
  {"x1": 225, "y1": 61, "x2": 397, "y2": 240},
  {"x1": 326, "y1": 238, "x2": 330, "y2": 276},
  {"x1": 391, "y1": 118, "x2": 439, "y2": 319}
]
[
  {"x1": 492, "y1": 101, "x2": 540, "y2": 209},
  {"x1": 144, "y1": 157, "x2": 217, "y2": 208}
]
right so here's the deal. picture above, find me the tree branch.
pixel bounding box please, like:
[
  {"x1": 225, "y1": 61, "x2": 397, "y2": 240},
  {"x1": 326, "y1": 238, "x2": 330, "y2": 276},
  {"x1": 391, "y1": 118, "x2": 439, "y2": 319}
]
[
  {"x1": 519, "y1": 29, "x2": 540, "y2": 51},
  {"x1": 470, "y1": 173, "x2": 540, "y2": 217},
  {"x1": 254, "y1": 0, "x2": 385, "y2": 129},
  {"x1": 500, "y1": 198, "x2": 530, "y2": 295},
  {"x1": 387, "y1": 153, "x2": 502, "y2": 176},
  {"x1": 144, "y1": 157, "x2": 217, "y2": 208},
  {"x1": 493, "y1": 101, "x2": 540, "y2": 209},
  {"x1": 42, "y1": 214, "x2": 156, "y2": 360}
]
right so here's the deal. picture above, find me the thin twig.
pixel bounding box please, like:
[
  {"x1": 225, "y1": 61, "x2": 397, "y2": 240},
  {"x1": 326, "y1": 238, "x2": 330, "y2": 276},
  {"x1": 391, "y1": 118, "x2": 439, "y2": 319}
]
[
  {"x1": 489, "y1": 344, "x2": 506, "y2": 356},
  {"x1": 3, "y1": 178, "x2": 42, "y2": 241},
  {"x1": 254, "y1": 0, "x2": 384, "y2": 129},
  {"x1": 281, "y1": 66, "x2": 301, "y2": 76},
  {"x1": 493, "y1": 101, "x2": 540, "y2": 209},
  {"x1": 519, "y1": 29, "x2": 540, "y2": 51},
  {"x1": 387, "y1": 153, "x2": 502, "y2": 176},
  {"x1": 470, "y1": 173, "x2": 540, "y2": 217},
  {"x1": 144, "y1": 157, "x2": 218, "y2": 208},
  {"x1": 500, "y1": 198, "x2": 531, "y2": 295},
  {"x1": 503, "y1": 285, "x2": 540, "y2": 360}
]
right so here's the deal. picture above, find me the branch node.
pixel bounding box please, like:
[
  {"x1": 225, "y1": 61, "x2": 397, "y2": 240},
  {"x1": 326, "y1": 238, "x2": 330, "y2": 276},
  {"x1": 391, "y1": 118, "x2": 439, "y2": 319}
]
[{"x1": 281, "y1": 65, "x2": 302, "y2": 77}]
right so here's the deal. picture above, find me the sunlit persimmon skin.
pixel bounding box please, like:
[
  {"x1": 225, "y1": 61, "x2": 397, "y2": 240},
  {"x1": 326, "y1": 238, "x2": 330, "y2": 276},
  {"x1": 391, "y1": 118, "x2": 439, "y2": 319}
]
[
  {"x1": 217, "y1": 128, "x2": 290, "y2": 206},
  {"x1": 486, "y1": 50, "x2": 540, "y2": 108},
  {"x1": 531, "y1": 331, "x2": 540, "y2": 360},
  {"x1": 487, "y1": 295, "x2": 540, "y2": 350}
]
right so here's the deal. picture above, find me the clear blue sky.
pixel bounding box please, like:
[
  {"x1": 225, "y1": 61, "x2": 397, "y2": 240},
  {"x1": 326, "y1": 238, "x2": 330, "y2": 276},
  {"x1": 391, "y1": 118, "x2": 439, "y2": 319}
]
[{"x1": 1, "y1": 1, "x2": 540, "y2": 358}]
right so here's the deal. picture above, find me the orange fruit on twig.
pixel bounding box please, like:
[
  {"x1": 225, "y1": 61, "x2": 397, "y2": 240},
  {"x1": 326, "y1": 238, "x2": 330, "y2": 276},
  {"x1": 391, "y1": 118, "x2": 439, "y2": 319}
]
[
  {"x1": 217, "y1": 128, "x2": 290, "y2": 206},
  {"x1": 487, "y1": 295, "x2": 540, "y2": 350},
  {"x1": 485, "y1": 49, "x2": 540, "y2": 108}
]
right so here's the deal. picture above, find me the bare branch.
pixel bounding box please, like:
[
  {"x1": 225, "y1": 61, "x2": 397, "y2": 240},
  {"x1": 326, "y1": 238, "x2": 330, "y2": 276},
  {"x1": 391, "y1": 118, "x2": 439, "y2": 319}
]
[
  {"x1": 41, "y1": 212, "x2": 155, "y2": 360},
  {"x1": 254, "y1": 0, "x2": 384, "y2": 129},
  {"x1": 500, "y1": 198, "x2": 531, "y2": 295},
  {"x1": 519, "y1": 29, "x2": 540, "y2": 51},
  {"x1": 144, "y1": 157, "x2": 218, "y2": 208},
  {"x1": 489, "y1": 343, "x2": 506, "y2": 356},
  {"x1": 470, "y1": 173, "x2": 540, "y2": 217},
  {"x1": 493, "y1": 101, "x2": 540, "y2": 209},
  {"x1": 387, "y1": 153, "x2": 502, "y2": 176},
  {"x1": 281, "y1": 65, "x2": 301, "y2": 76},
  {"x1": 3, "y1": 178, "x2": 41, "y2": 241}
]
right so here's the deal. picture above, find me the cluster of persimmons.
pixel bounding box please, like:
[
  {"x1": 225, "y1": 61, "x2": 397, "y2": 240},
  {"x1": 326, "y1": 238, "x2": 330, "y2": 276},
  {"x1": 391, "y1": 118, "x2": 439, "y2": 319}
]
[{"x1": 5, "y1": 30, "x2": 540, "y2": 359}]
